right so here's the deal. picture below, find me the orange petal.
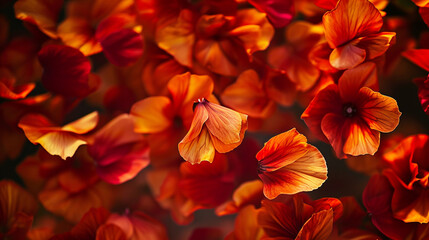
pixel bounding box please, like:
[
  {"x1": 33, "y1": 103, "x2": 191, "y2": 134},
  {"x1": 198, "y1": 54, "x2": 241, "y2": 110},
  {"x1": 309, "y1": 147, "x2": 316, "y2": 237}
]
[
  {"x1": 296, "y1": 209, "x2": 334, "y2": 240},
  {"x1": 227, "y1": 205, "x2": 264, "y2": 240},
  {"x1": 259, "y1": 146, "x2": 327, "y2": 199},
  {"x1": 323, "y1": 0, "x2": 383, "y2": 48},
  {"x1": 96, "y1": 224, "x2": 127, "y2": 240},
  {"x1": 0, "y1": 180, "x2": 38, "y2": 223},
  {"x1": 204, "y1": 101, "x2": 246, "y2": 145},
  {"x1": 155, "y1": 9, "x2": 195, "y2": 67},
  {"x1": 194, "y1": 39, "x2": 239, "y2": 76},
  {"x1": 356, "y1": 32, "x2": 396, "y2": 60},
  {"x1": 178, "y1": 103, "x2": 213, "y2": 164},
  {"x1": 14, "y1": 0, "x2": 63, "y2": 38},
  {"x1": 18, "y1": 112, "x2": 98, "y2": 159},
  {"x1": 179, "y1": 127, "x2": 215, "y2": 164},
  {"x1": 167, "y1": 72, "x2": 214, "y2": 123},
  {"x1": 62, "y1": 111, "x2": 99, "y2": 134},
  {"x1": 215, "y1": 179, "x2": 263, "y2": 216},
  {"x1": 70, "y1": 207, "x2": 110, "y2": 239},
  {"x1": 338, "y1": 62, "x2": 379, "y2": 102},
  {"x1": 221, "y1": 69, "x2": 275, "y2": 118},
  {"x1": 329, "y1": 43, "x2": 366, "y2": 70},
  {"x1": 257, "y1": 129, "x2": 327, "y2": 199},
  {"x1": 322, "y1": 114, "x2": 380, "y2": 158},
  {"x1": 256, "y1": 128, "x2": 308, "y2": 171},
  {"x1": 130, "y1": 96, "x2": 173, "y2": 134},
  {"x1": 210, "y1": 112, "x2": 248, "y2": 153},
  {"x1": 357, "y1": 87, "x2": 401, "y2": 133},
  {"x1": 57, "y1": 18, "x2": 102, "y2": 56},
  {"x1": 229, "y1": 9, "x2": 274, "y2": 54}
]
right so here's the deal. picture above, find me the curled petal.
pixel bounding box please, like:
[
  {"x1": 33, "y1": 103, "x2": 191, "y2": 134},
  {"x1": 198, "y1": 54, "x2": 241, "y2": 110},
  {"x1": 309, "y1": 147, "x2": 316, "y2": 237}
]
[
  {"x1": 329, "y1": 43, "x2": 366, "y2": 70},
  {"x1": 323, "y1": 0, "x2": 383, "y2": 48}
]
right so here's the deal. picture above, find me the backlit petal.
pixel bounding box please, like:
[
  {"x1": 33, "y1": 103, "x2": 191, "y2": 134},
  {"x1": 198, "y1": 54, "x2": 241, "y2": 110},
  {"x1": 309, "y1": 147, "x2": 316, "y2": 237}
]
[
  {"x1": 323, "y1": 0, "x2": 383, "y2": 48},
  {"x1": 329, "y1": 43, "x2": 366, "y2": 70},
  {"x1": 130, "y1": 96, "x2": 173, "y2": 134}
]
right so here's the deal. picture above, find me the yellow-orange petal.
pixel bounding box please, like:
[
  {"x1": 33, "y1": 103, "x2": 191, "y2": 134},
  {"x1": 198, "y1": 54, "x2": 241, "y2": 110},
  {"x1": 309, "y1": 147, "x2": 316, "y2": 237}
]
[
  {"x1": 130, "y1": 96, "x2": 173, "y2": 134},
  {"x1": 210, "y1": 113, "x2": 248, "y2": 153},
  {"x1": 57, "y1": 18, "x2": 102, "y2": 56},
  {"x1": 257, "y1": 129, "x2": 327, "y2": 199},
  {"x1": 155, "y1": 9, "x2": 195, "y2": 67},
  {"x1": 329, "y1": 43, "x2": 366, "y2": 70},
  {"x1": 179, "y1": 127, "x2": 215, "y2": 164},
  {"x1": 204, "y1": 101, "x2": 246, "y2": 145},
  {"x1": 357, "y1": 87, "x2": 401, "y2": 133},
  {"x1": 229, "y1": 9, "x2": 274, "y2": 54},
  {"x1": 226, "y1": 205, "x2": 264, "y2": 240},
  {"x1": 62, "y1": 111, "x2": 99, "y2": 134},
  {"x1": 323, "y1": 0, "x2": 383, "y2": 48},
  {"x1": 221, "y1": 69, "x2": 276, "y2": 118}
]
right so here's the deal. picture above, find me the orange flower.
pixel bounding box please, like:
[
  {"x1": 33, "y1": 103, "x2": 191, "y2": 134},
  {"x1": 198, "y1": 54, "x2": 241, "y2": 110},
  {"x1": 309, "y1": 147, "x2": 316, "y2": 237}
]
[
  {"x1": 322, "y1": 0, "x2": 395, "y2": 70},
  {"x1": 178, "y1": 99, "x2": 247, "y2": 164},
  {"x1": 256, "y1": 128, "x2": 327, "y2": 199},
  {"x1": 18, "y1": 111, "x2": 98, "y2": 160},
  {"x1": 301, "y1": 63, "x2": 401, "y2": 158}
]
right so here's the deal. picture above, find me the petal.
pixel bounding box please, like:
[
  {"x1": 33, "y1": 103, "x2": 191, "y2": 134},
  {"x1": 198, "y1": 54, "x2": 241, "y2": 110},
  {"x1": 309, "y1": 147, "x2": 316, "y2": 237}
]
[
  {"x1": 210, "y1": 113, "x2": 248, "y2": 153},
  {"x1": 38, "y1": 44, "x2": 98, "y2": 98},
  {"x1": 259, "y1": 145, "x2": 327, "y2": 199},
  {"x1": 130, "y1": 96, "x2": 173, "y2": 134},
  {"x1": 256, "y1": 128, "x2": 308, "y2": 171},
  {"x1": 0, "y1": 180, "x2": 38, "y2": 222},
  {"x1": 420, "y1": 6, "x2": 429, "y2": 28},
  {"x1": 357, "y1": 87, "x2": 401, "y2": 133},
  {"x1": 179, "y1": 127, "x2": 215, "y2": 164},
  {"x1": 128, "y1": 211, "x2": 169, "y2": 240},
  {"x1": 229, "y1": 9, "x2": 274, "y2": 53},
  {"x1": 99, "y1": 29, "x2": 144, "y2": 67},
  {"x1": 329, "y1": 43, "x2": 366, "y2": 70},
  {"x1": 57, "y1": 18, "x2": 102, "y2": 56},
  {"x1": 155, "y1": 9, "x2": 195, "y2": 67},
  {"x1": 301, "y1": 84, "x2": 342, "y2": 142},
  {"x1": 323, "y1": 0, "x2": 383, "y2": 48},
  {"x1": 321, "y1": 113, "x2": 380, "y2": 158},
  {"x1": 356, "y1": 32, "x2": 396, "y2": 60},
  {"x1": 228, "y1": 205, "x2": 264, "y2": 240},
  {"x1": 296, "y1": 209, "x2": 333, "y2": 240},
  {"x1": 14, "y1": 0, "x2": 63, "y2": 38},
  {"x1": 167, "y1": 72, "x2": 214, "y2": 123},
  {"x1": 247, "y1": 0, "x2": 294, "y2": 28},
  {"x1": 96, "y1": 224, "x2": 127, "y2": 240},
  {"x1": 204, "y1": 101, "x2": 246, "y2": 145},
  {"x1": 402, "y1": 49, "x2": 429, "y2": 72},
  {"x1": 62, "y1": 111, "x2": 99, "y2": 134},
  {"x1": 221, "y1": 69, "x2": 276, "y2": 118},
  {"x1": 194, "y1": 39, "x2": 239, "y2": 76},
  {"x1": 264, "y1": 69, "x2": 298, "y2": 107},
  {"x1": 70, "y1": 208, "x2": 110, "y2": 239},
  {"x1": 338, "y1": 62, "x2": 379, "y2": 102}
]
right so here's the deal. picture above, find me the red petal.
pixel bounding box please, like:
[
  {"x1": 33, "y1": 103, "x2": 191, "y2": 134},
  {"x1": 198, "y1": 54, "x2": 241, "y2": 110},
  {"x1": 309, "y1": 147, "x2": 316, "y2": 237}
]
[
  {"x1": 38, "y1": 45, "x2": 98, "y2": 98},
  {"x1": 100, "y1": 29, "x2": 144, "y2": 67}
]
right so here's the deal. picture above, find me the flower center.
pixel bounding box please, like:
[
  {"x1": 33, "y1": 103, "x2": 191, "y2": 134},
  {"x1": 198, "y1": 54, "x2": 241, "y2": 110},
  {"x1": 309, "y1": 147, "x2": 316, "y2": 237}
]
[{"x1": 343, "y1": 103, "x2": 357, "y2": 117}]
